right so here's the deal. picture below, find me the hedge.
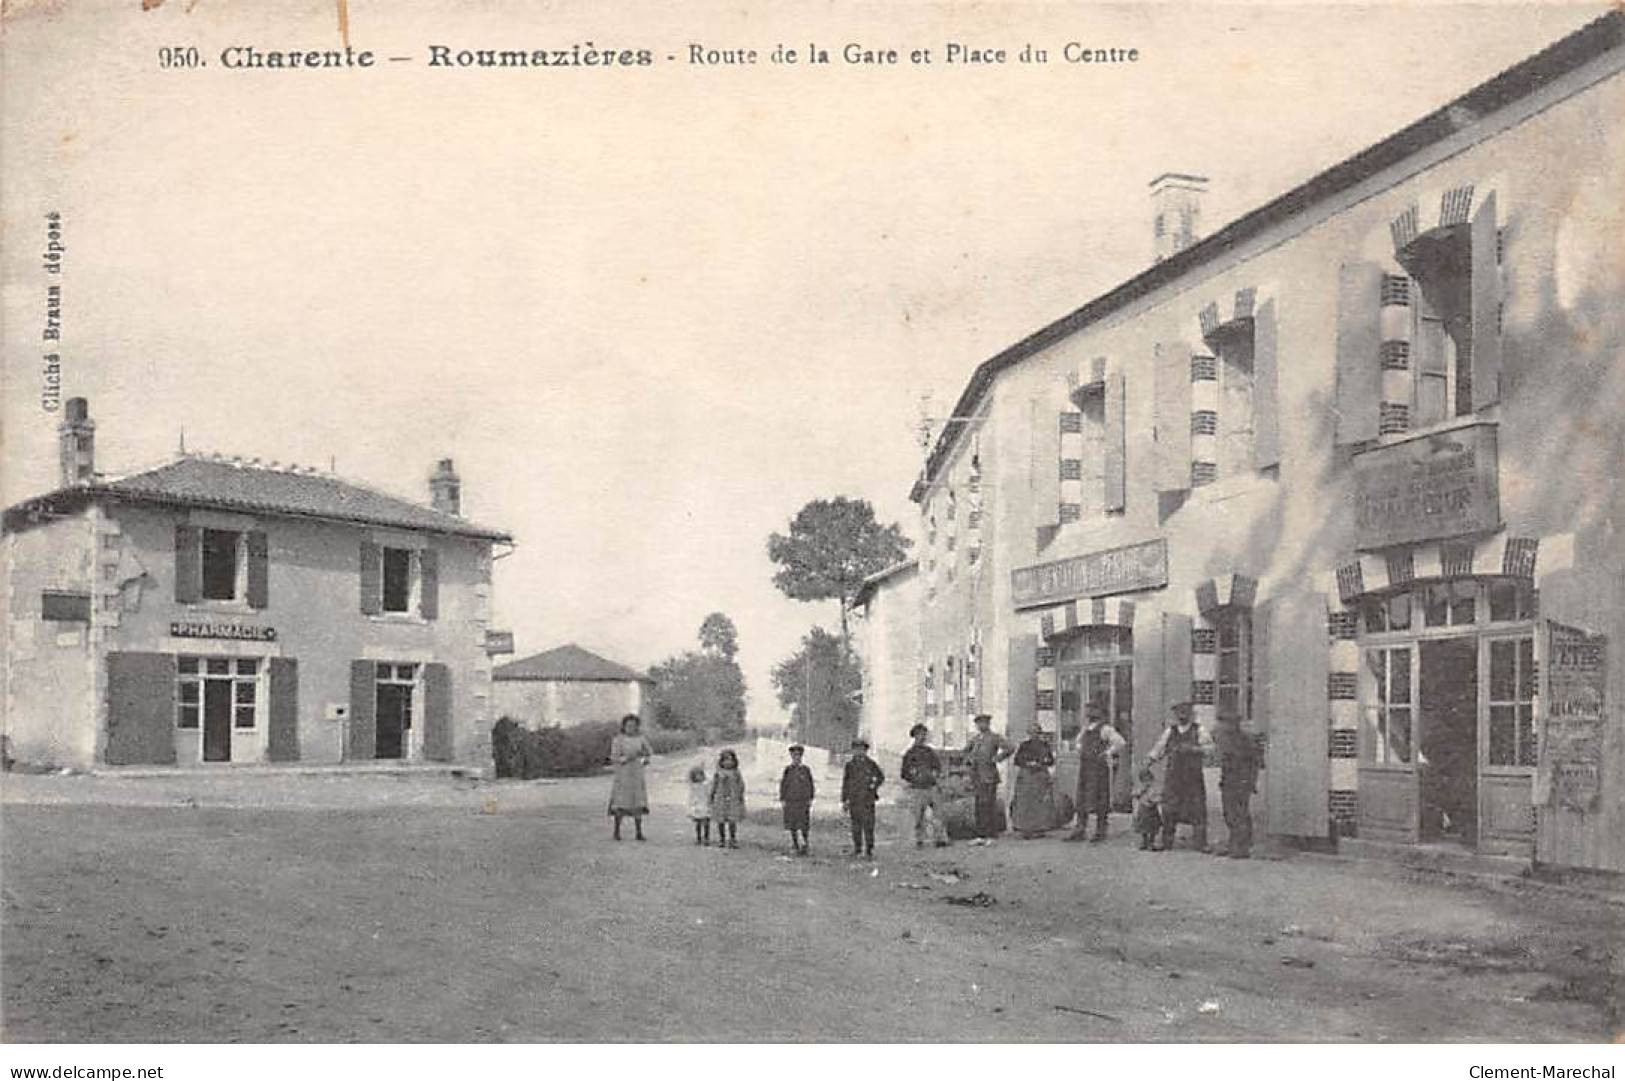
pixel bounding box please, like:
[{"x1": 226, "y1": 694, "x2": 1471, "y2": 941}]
[{"x1": 491, "y1": 717, "x2": 701, "y2": 779}]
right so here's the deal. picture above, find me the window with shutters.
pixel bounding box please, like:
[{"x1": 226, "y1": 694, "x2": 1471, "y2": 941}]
[
  {"x1": 1198, "y1": 319, "x2": 1257, "y2": 483},
  {"x1": 201, "y1": 529, "x2": 245, "y2": 601},
  {"x1": 381, "y1": 547, "x2": 418, "y2": 613},
  {"x1": 1078, "y1": 386, "x2": 1106, "y2": 519},
  {"x1": 1393, "y1": 236, "x2": 1474, "y2": 428}
]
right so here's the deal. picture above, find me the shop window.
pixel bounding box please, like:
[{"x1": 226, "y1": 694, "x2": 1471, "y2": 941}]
[
  {"x1": 1487, "y1": 636, "x2": 1537, "y2": 767},
  {"x1": 1363, "y1": 645, "x2": 1413, "y2": 765},
  {"x1": 1214, "y1": 609, "x2": 1253, "y2": 722},
  {"x1": 176, "y1": 655, "x2": 259, "y2": 731},
  {"x1": 201, "y1": 529, "x2": 245, "y2": 601},
  {"x1": 1487, "y1": 580, "x2": 1537, "y2": 623}
]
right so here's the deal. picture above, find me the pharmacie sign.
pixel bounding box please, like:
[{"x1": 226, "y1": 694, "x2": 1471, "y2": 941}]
[
  {"x1": 1352, "y1": 423, "x2": 1500, "y2": 549},
  {"x1": 169, "y1": 621, "x2": 277, "y2": 642},
  {"x1": 1011, "y1": 538, "x2": 1167, "y2": 610}
]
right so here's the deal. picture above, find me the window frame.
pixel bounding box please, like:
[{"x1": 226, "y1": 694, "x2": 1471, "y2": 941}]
[
  {"x1": 199, "y1": 528, "x2": 246, "y2": 603},
  {"x1": 379, "y1": 546, "x2": 420, "y2": 615}
]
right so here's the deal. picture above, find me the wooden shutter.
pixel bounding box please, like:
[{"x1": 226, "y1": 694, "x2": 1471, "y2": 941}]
[
  {"x1": 245, "y1": 530, "x2": 269, "y2": 610},
  {"x1": 1007, "y1": 633, "x2": 1037, "y2": 738},
  {"x1": 1104, "y1": 370, "x2": 1127, "y2": 511},
  {"x1": 1162, "y1": 611, "x2": 1193, "y2": 713},
  {"x1": 267, "y1": 657, "x2": 299, "y2": 762},
  {"x1": 422, "y1": 662, "x2": 453, "y2": 762},
  {"x1": 174, "y1": 525, "x2": 201, "y2": 603},
  {"x1": 105, "y1": 652, "x2": 178, "y2": 765},
  {"x1": 1470, "y1": 190, "x2": 1501, "y2": 411},
  {"x1": 1262, "y1": 592, "x2": 1331, "y2": 837},
  {"x1": 1029, "y1": 397, "x2": 1060, "y2": 529},
  {"x1": 418, "y1": 547, "x2": 440, "y2": 621},
  {"x1": 358, "y1": 540, "x2": 382, "y2": 615},
  {"x1": 1334, "y1": 261, "x2": 1384, "y2": 444},
  {"x1": 1252, "y1": 298, "x2": 1281, "y2": 470},
  {"x1": 348, "y1": 660, "x2": 376, "y2": 761},
  {"x1": 1130, "y1": 614, "x2": 1165, "y2": 764},
  {"x1": 1152, "y1": 340, "x2": 1192, "y2": 492}
]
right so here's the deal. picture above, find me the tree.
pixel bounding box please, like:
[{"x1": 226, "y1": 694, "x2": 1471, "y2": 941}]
[
  {"x1": 771, "y1": 626, "x2": 862, "y2": 751},
  {"x1": 698, "y1": 611, "x2": 738, "y2": 661},
  {"x1": 648, "y1": 614, "x2": 748, "y2": 737},
  {"x1": 767, "y1": 497, "x2": 910, "y2": 652}
]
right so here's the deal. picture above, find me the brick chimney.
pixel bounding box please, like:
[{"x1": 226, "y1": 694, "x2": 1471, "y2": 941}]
[
  {"x1": 58, "y1": 397, "x2": 95, "y2": 487},
  {"x1": 1150, "y1": 173, "x2": 1208, "y2": 263},
  {"x1": 429, "y1": 458, "x2": 461, "y2": 516}
]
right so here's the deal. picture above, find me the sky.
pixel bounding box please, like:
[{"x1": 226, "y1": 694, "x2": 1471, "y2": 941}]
[{"x1": 1, "y1": 0, "x2": 1608, "y2": 724}]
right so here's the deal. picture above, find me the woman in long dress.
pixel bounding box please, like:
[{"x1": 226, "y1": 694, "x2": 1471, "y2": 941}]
[
  {"x1": 1010, "y1": 722, "x2": 1057, "y2": 838},
  {"x1": 608, "y1": 714, "x2": 652, "y2": 841}
]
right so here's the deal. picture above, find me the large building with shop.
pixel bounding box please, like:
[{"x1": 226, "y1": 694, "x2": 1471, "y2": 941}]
[
  {"x1": 1, "y1": 399, "x2": 512, "y2": 769},
  {"x1": 873, "y1": 14, "x2": 1624, "y2": 872}
]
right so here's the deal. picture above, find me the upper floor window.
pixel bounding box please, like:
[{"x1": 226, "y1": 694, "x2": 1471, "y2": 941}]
[
  {"x1": 1334, "y1": 186, "x2": 1501, "y2": 445},
  {"x1": 360, "y1": 539, "x2": 439, "y2": 620},
  {"x1": 175, "y1": 525, "x2": 268, "y2": 609}
]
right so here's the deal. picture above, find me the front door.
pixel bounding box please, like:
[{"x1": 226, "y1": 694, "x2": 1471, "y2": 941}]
[
  {"x1": 1358, "y1": 643, "x2": 1419, "y2": 841},
  {"x1": 1419, "y1": 637, "x2": 1478, "y2": 844},
  {"x1": 376, "y1": 683, "x2": 410, "y2": 760},
  {"x1": 202, "y1": 679, "x2": 233, "y2": 763},
  {"x1": 1480, "y1": 633, "x2": 1537, "y2": 852}
]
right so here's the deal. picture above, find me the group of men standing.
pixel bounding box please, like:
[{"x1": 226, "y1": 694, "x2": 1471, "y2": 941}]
[{"x1": 907, "y1": 702, "x2": 1259, "y2": 857}]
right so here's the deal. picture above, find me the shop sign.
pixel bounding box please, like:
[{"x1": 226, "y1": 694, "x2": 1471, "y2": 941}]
[
  {"x1": 484, "y1": 629, "x2": 515, "y2": 655},
  {"x1": 1352, "y1": 423, "x2": 1500, "y2": 549},
  {"x1": 1539, "y1": 621, "x2": 1607, "y2": 814},
  {"x1": 1011, "y1": 538, "x2": 1167, "y2": 609},
  {"x1": 169, "y1": 621, "x2": 276, "y2": 642}
]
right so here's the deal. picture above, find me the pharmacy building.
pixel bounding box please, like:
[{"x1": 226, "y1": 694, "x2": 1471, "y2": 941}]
[
  {"x1": 2, "y1": 399, "x2": 512, "y2": 769},
  {"x1": 861, "y1": 14, "x2": 1623, "y2": 875}
]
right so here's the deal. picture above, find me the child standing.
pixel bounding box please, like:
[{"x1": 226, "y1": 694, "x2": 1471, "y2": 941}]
[
  {"x1": 709, "y1": 749, "x2": 746, "y2": 850},
  {"x1": 840, "y1": 738, "x2": 885, "y2": 859},
  {"x1": 780, "y1": 744, "x2": 816, "y2": 855},
  {"x1": 687, "y1": 762, "x2": 712, "y2": 846},
  {"x1": 1133, "y1": 764, "x2": 1164, "y2": 851}
]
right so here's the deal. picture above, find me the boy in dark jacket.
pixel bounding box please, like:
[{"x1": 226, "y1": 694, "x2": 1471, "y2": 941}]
[
  {"x1": 841, "y1": 737, "x2": 886, "y2": 859},
  {"x1": 900, "y1": 723, "x2": 949, "y2": 848},
  {"x1": 780, "y1": 744, "x2": 816, "y2": 855}
]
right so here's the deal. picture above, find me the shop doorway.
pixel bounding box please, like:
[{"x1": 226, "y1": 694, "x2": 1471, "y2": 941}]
[
  {"x1": 202, "y1": 679, "x2": 233, "y2": 762},
  {"x1": 1054, "y1": 627, "x2": 1134, "y2": 810},
  {"x1": 1418, "y1": 637, "x2": 1477, "y2": 845}
]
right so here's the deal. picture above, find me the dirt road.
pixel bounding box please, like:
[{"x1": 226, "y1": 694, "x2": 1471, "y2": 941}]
[{"x1": 1, "y1": 755, "x2": 1617, "y2": 1042}]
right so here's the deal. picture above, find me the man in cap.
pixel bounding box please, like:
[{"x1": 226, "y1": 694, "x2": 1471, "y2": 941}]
[
  {"x1": 840, "y1": 737, "x2": 886, "y2": 859},
  {"x1": 1066, "y1": 701, "x2": 1127, "y2": 842},
  {"x1": 1147, "y1": 701, "x2": 1214, "y2": 852},
  {"x1": 1214, "y1": 712, "x2": 1260, "y2": 858},
  {"x1": 965, "y1": 713, "x2": 1015, "y2": 840},
  {"x1": 900, "y1": 723, "x2": 949, "y2": 848},
  {"x1": 779, "y1": 743, "x2": 816, "y2": 856}
]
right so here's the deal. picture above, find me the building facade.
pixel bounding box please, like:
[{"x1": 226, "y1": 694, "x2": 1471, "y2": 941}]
[
  {"x1": 491, "y1": 643, "x2": 652, "y2": 730},
  {"x1": 889, "y1": 15, "x2": 1625, "y2": 872},
  {"x1": 854, "y1": 560, "x2": 920, "y2": 756},
  {"x1": 2, "y1": 400, "x2": 512, "y2": 769}
]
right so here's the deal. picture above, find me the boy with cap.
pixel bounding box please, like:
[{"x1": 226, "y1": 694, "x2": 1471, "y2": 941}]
[
  {"x1": 900, "y1": 723, "x2": 949, "y2": 848},
  {"x1": 779, "y1": 744, "x2": 816, "y2": 856},
  {"x1": 841, "y1": 737, "x2": 886, "y2": 859}
]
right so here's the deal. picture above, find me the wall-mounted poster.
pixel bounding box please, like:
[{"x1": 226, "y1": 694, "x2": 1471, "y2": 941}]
[{"x1": 1540, "y1": 621, "x2": 1607, "y2": 814}]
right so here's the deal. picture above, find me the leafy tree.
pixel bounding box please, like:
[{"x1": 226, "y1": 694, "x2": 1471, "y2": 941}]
[
  {"x1": 648, "y1": 614, "x2": 748, "y2": 737},
  {"x1": 698, "y1": 611, "x2": 739, "y2": 661},
  {"x1": 767, "y1": 497, "x2": 910, "y2": 651},
  {"x1": 771, "y1": 626, "x2": 862, "y2": 750}
]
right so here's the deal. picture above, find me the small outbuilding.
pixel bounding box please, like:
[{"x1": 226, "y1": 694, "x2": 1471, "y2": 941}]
[{"x1": 491, "y1": 643, "x2": 652, "y2": 730}]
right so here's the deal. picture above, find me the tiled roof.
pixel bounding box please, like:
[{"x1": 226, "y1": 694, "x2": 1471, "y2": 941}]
[
  {"x1": 493, "y1": 644, "x2": 651, "y2": 684},
  {"x1": 10, "y1": 455, "x2": 510, "y2": 541}
]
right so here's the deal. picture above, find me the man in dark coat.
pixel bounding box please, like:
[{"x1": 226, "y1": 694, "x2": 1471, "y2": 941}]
[
  {"x1": 1214, "y1": 713, "x2": 1260, "y2": 859},
  {"x1": 841, "y1": 737, "x2": 886, "y2": 859},
  {"x1": 1148, "y1": 701, "x2": 1214, "y2": 852},
  {"x1": 1066, "y1": 702, "x2": 1127, "y2": 842}
]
